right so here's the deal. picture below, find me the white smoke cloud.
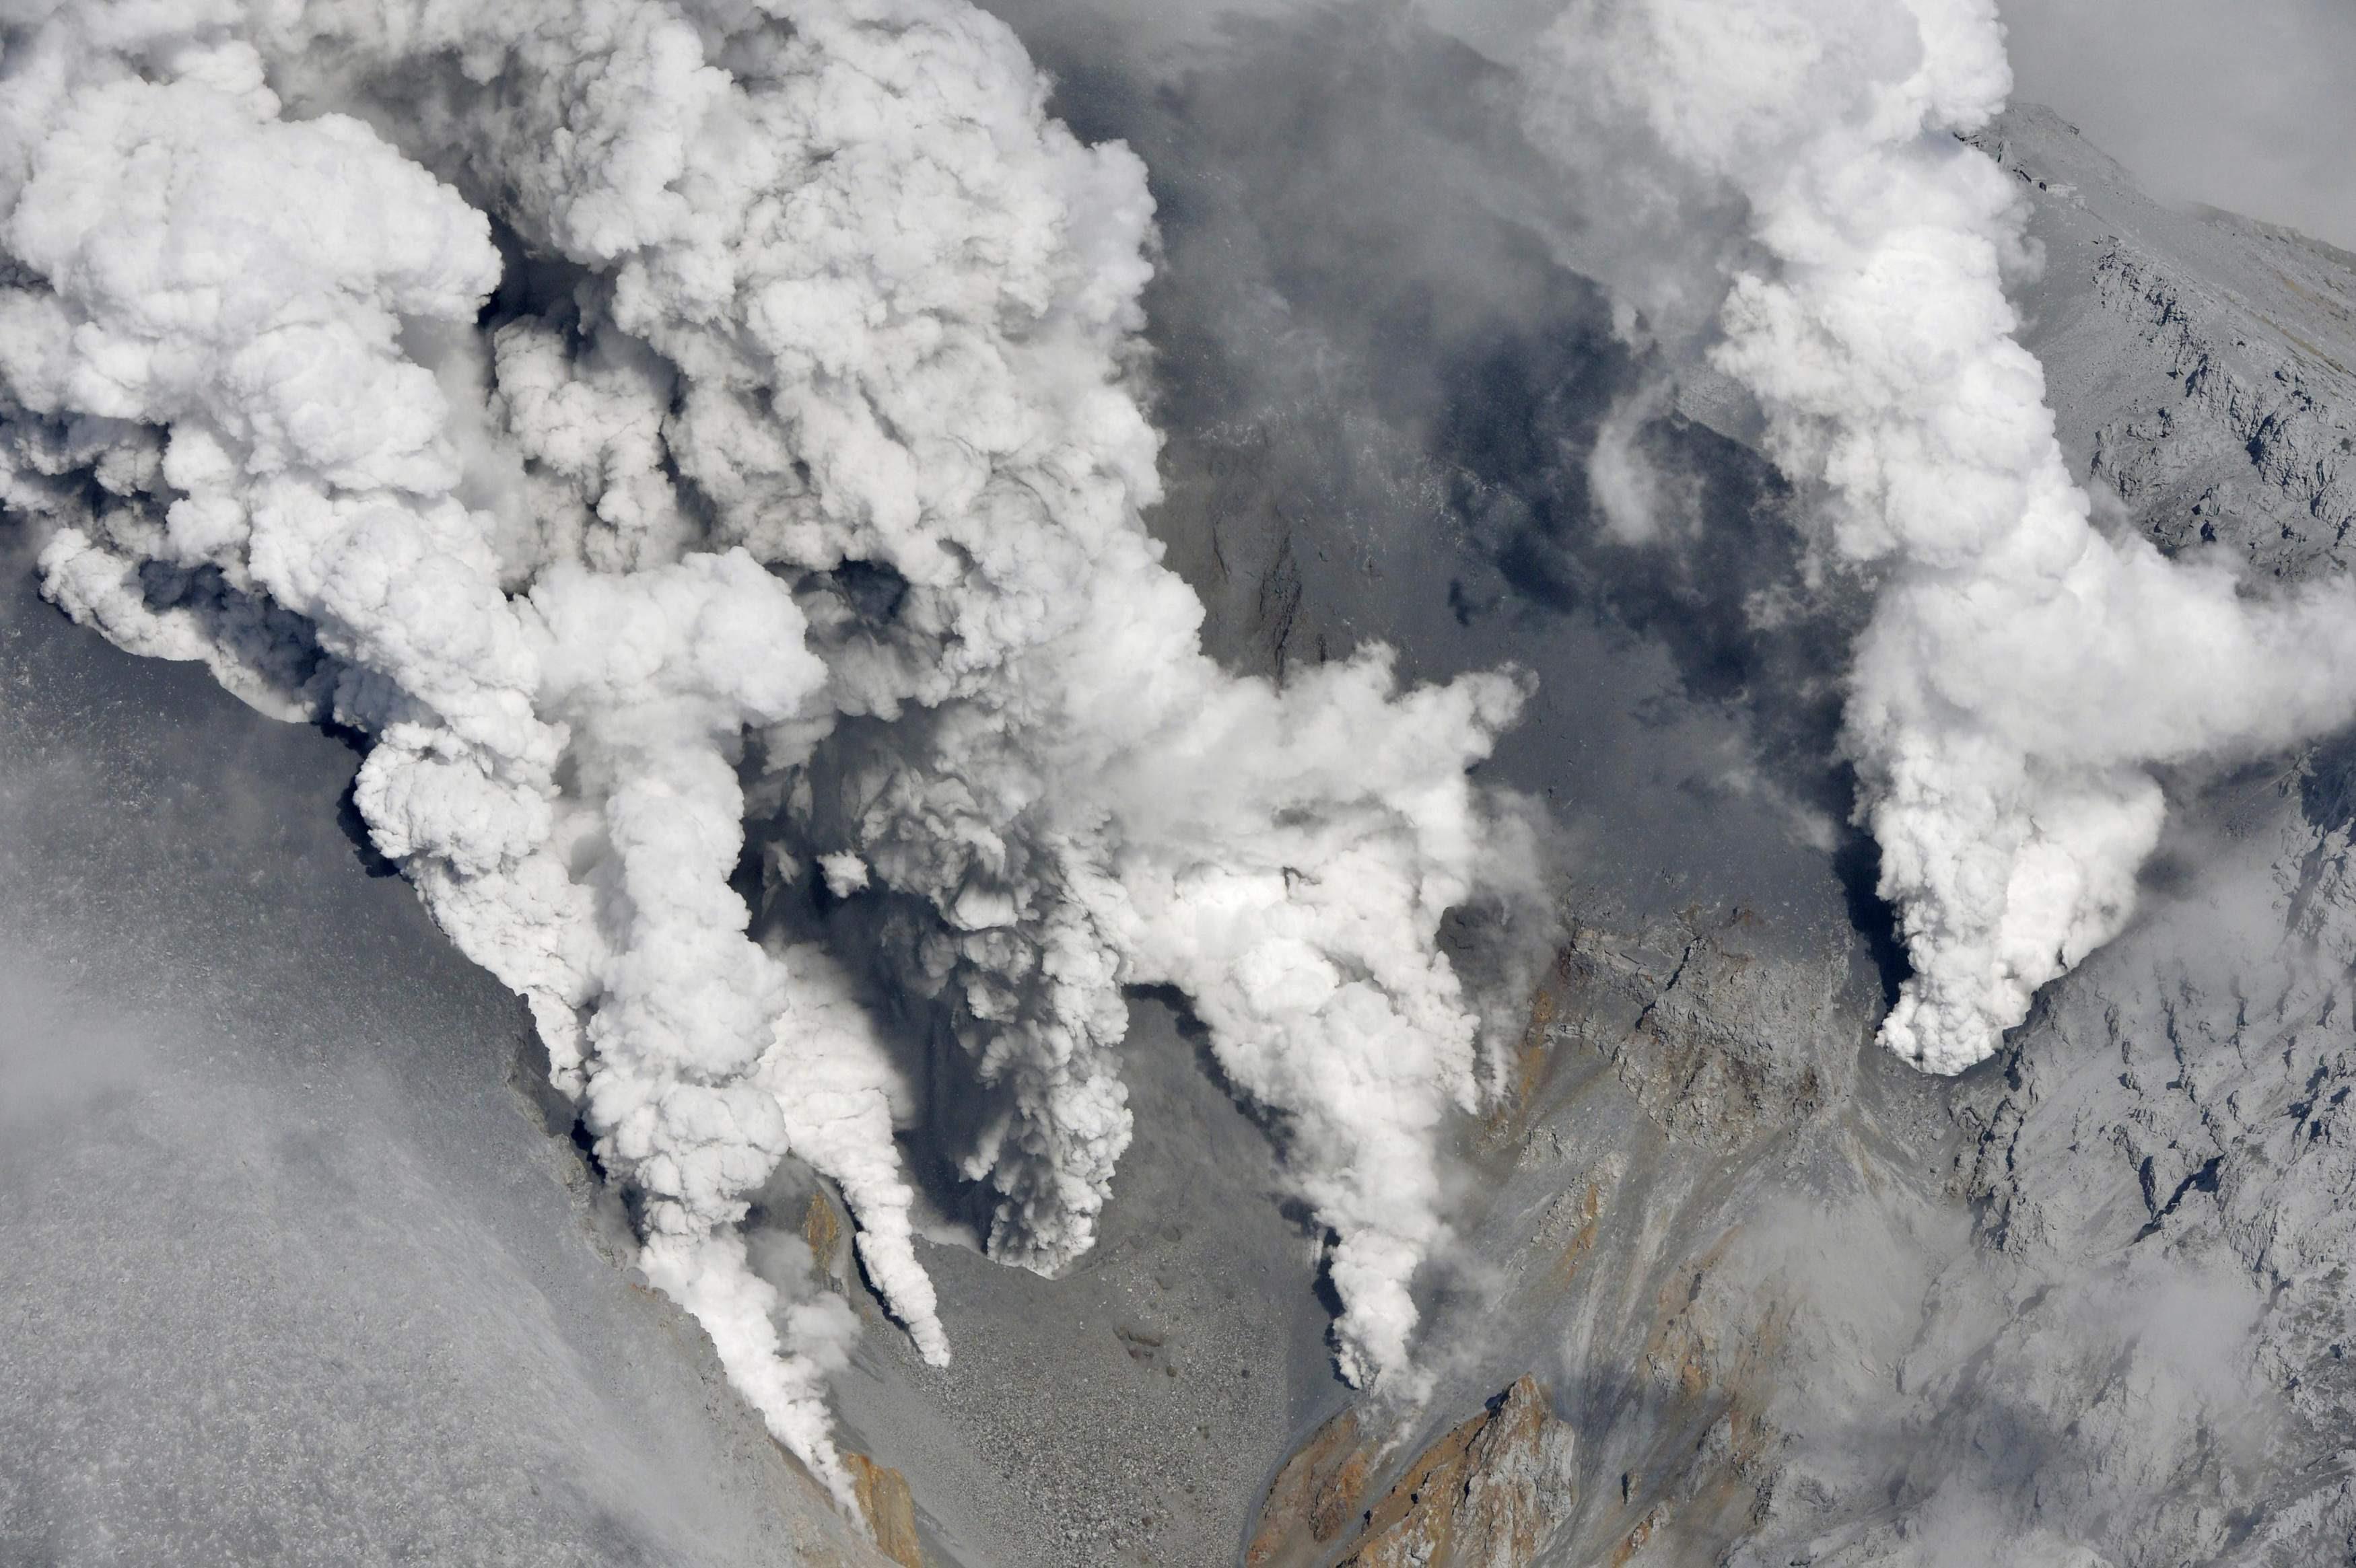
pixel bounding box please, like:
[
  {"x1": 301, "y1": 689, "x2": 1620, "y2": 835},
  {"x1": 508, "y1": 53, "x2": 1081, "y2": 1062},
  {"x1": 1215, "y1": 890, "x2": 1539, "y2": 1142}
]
[
  {"x1": 1585, "y1": 375, "x2": 1691, "y2": 546},
  {"x1": 1512, "y1": 0, "x2": 2356, "y2": 1072},
  {"x1": 0, "y1": 0, "x2": 1526, "y2": 1486}
]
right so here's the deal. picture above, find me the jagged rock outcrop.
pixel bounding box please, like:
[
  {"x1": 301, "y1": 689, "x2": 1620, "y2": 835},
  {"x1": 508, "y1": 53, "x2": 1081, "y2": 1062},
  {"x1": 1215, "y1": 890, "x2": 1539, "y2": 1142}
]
[
  {"x1": 1249, "y1": 1379, "x2": 1577, "y2": 1568},
  {"x1": 1248, "y1": 1405, "x2": 1379, "y2": 1566},
  {"x1": 1543, "y1": 917, "x2": 1856, "y2": 1152},
  {"x1": 847, "y1": 1454, "x2": 927, "y2": 1568},
  {"x1": 1972, "y1": 105, "x2": 2356, "y2": 583}
]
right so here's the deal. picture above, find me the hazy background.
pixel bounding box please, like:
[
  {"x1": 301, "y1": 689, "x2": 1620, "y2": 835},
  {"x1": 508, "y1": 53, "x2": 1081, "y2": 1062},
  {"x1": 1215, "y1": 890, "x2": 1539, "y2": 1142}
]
[{"x1": 2002, "y1": 0, "x2": 2356, "y2": 251}]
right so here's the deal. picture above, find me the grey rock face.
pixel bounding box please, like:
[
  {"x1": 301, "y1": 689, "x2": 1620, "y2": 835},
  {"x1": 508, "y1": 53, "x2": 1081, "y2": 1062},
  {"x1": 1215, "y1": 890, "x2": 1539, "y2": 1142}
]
[
  {"x1": 1976, "y1": 106, "x2": 2356, "y2": 583},
  {"x1": 1535, "y1": 108, "x2": 2356, "y2": 1566}
]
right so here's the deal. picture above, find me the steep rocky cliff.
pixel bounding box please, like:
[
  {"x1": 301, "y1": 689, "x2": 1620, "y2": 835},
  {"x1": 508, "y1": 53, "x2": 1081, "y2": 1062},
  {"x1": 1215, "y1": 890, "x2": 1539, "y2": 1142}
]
[
  {"x1": 1247, "y1": 1378, "x2": 1578, "y2": 1568},
  {"x1": 1980, "y1": 106, "x2": 2356, "y2": 583}
]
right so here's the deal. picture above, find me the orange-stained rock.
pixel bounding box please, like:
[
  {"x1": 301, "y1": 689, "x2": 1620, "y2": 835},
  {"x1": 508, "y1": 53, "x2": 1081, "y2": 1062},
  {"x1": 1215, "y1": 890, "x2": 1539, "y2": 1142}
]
[
  {"x1": 845, "y1": 1452, "x2": 924, "y2": 1568},
  {"x1": 1247, "y1": 1405, "x2": 1370, "y2": 1566},
  {"x1": 804, "y1": 1188, "x2": 849, "y2": 1284},
  {"x1": 1484, "y1": 976, "x2": 1564, "y2": 1144},
  {"x1": 1342, "y1": 1378, "x2": 1577, "y2": 1568},
  {"x1": 1250, "y1": 1378, "x2": 1576, "y2": 1568}
]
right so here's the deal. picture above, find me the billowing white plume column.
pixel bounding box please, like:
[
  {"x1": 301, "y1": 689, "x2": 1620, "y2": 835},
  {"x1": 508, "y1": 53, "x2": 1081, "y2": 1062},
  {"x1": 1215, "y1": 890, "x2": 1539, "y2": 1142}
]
[
  {"x1": 0, "y1": 0, "x2": 1525, "y2": 1486},
  {"x1": 1525, "y1": 0, "x2": 2356, "y2": 1072}
]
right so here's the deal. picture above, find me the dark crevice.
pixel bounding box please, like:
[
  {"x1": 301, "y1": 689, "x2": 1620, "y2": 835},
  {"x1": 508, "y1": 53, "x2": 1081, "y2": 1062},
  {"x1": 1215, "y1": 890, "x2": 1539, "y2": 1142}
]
[{"x1": 2135, "y1": 1154, "x2": 2224, "y2": 1242}]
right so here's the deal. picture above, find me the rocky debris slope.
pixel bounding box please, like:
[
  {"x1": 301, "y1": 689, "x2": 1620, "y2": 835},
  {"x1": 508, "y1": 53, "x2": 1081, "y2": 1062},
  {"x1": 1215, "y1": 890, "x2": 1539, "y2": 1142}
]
[
  {"x1": 1235, "y1": 102, "x2": 2356, "y2": 1568},
  {"x1": 1247, "y1": 1378, "x2": 1577, "y2": 1568},
  {"x1": 807, "y1": 994, "x2": 1344, "y2": 1568},
  {"x1": 1243, "y1": 911, "x2": 1900, "y2": 1567}
]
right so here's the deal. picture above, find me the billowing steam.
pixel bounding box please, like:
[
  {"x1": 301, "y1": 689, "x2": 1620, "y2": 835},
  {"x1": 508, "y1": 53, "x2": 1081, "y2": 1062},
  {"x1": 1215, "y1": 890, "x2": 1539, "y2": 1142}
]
[
  {"x1": 0, "y1": 0, "x2": 1525, "y2": 1492},
  {"x1": 1517, "y1": 0, "x2": 2356, "y2": 1072},
  {"x1": 34, "y1": 0, "x2": 2326, "y2": 1499}
]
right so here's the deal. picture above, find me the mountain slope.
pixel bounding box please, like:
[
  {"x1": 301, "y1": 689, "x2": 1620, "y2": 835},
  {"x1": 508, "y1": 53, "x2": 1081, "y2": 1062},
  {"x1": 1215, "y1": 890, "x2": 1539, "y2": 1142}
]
[
  {"x1": 1231, "y1": 102, "x2": 2356, "y2": 1568},
  {"x1": 0, "y1": 555, "x2": 900, "y2": 1568}
]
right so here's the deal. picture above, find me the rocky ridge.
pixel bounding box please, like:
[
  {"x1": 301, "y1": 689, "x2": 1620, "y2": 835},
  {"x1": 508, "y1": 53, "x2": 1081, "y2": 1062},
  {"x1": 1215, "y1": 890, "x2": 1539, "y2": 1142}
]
[
  {"x1": 1246, "y1": 1377, "x2": 1578, "y2": 1568},
  {"x1": 1978, "y1": 104, "x2": 2356, "y2": 581}
]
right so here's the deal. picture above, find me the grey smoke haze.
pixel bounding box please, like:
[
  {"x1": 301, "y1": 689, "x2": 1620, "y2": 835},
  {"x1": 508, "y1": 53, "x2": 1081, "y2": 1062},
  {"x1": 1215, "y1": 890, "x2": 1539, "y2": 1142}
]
[
  {"x1": 0, "y1": 0, "x2": 1549, "y2": 1487},
  {"x1": 11, "y1": 0, "x2": 2356, "y2": 1555},
  {"x1": 1007, "y1": 0, "x2": 2356, "y2": 1078},
  {"x1": 2001, "y1": 0, "x2": 2356, "y2": 252},
  {"x1": 1717, "y1": 1188, "x2": 2281, "y2": 1567}
]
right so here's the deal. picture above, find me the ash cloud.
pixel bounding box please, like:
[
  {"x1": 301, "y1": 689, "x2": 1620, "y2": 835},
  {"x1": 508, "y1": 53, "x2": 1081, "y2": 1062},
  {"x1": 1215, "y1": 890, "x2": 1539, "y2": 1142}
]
[
  {"x1": 1003, "y1": 0, "x2": 1866, "y2": 878},
  {"x1": 0, "y1": 0, "x2": 1530, "y2": 1491},
  {"x1": 1082, "y1": 0, "x2": 2356, "y2": 1075},
  {"x1": 13, "y1": 0, "x2": 2336, "y2": 1510},
  {"x1": 1484, "y1": 0, "x2": 2356, "y2": 1072}
]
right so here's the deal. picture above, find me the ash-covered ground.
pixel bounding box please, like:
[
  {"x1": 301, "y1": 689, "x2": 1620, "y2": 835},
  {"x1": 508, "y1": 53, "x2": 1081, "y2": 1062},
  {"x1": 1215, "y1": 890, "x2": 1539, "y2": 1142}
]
[
  {"x1": 824, "y1": 998, "x2": 1343, "y2": 1567},
  {"x1": 0, "y1": 551, "x2": 881, "y2": 1567}
]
